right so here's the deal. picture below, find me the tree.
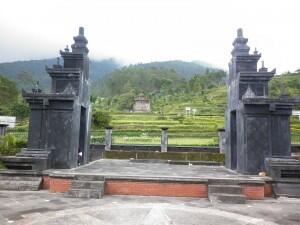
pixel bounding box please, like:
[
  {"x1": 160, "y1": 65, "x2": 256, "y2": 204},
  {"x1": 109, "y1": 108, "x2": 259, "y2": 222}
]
[
  {"x1": 16, "y1": 71, "x2": 37, "y2": 90},
  {"x1": 9, "y1": 97, "x2": 29, "y2": 121},
  {"x1": 92, "y1": 111, "x2": 111, "y2": 129},
  {"x1": 0, "y1": 75, "x2": 19, "y2": 115}
]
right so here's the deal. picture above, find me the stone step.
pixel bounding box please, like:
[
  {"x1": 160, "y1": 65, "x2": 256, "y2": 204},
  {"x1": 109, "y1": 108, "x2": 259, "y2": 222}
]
[
  {"x1": 71, "y1": 180, "x2": 105, "y2": 190},
  {"x1": 208, "y1": 179, "x2": 240, "y2": 185},
  {"x1": 209, "y1": 193, "x2": 246, "y2": 204},
  {"x1": 208, "y1": 185, "x2": 242, "y2": 195},
  {"x1": 0, "y1": 175, "x2": 42, "y2": 181},
  {"x1": 16, "y1": 153, "x2": 49, "y2": 158},
  {"x1": 74, "y1": 174, "x2": 105, "y2": 181},
  {"x1": 68, "y1": 188, "x2": 104, "y2": 198},
  {"x1": 0, "y1": 178, "x2": 42, "y2": 191}
]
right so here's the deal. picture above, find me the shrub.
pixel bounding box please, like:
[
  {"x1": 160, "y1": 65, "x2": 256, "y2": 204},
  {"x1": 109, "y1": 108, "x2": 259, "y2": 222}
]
[
  {"x1": 0, "y1": 134, "x2": 21, "y2": 156},
  {"x1": 92, "y1": 111, "x2": 111, "y2": 129}
]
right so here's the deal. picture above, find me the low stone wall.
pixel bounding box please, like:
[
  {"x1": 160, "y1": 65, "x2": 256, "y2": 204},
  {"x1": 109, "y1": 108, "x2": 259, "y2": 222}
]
[
  {"x1": 90, "y1": 144, "x2": 219, "y2": 153},
  {"x1": 90, "y1": 150, "x2": 225, "y2": 164},
  {"x1": 40, "y1": 175, "x2": 272, "y2": 200}
]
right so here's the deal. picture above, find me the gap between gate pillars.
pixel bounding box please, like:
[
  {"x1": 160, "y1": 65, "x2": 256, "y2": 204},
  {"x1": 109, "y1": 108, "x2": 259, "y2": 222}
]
[
  {"x1": 105, "y1": 126, "x2": 113, "y2": 151},
  {"x1": 161, "y1": 127, "x2": 168, "y2": 152},
  {"x1": 218, "y1": 128, "x2": 226, "y2": 153}
]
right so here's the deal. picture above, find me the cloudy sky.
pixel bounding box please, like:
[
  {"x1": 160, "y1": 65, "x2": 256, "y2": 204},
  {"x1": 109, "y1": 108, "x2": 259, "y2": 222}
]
[{"x1": 0, "y1": 0, "x2": 299, "y2": 73}]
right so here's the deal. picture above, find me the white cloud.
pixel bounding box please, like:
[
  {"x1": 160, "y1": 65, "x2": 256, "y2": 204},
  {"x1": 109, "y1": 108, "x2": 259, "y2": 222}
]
[{"x1": 0, "y1": 0, "x2": 299, "y2": 73}]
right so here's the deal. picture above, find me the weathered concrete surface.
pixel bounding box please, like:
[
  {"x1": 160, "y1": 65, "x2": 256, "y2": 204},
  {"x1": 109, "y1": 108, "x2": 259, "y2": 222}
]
[
  {"x1": 49, "y1": 159, "x2": 265, "y2": 182},
  {"x1": 0, "y1": 191, "x2": 299, "y2": 224}
]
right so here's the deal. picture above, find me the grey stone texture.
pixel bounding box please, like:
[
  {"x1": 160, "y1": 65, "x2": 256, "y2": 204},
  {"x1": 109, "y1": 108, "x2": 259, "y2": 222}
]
[
  {"x1": 0, "y1": 170, "x2": 42, "y2": 191},
  {"x1": 208, "y1": 184, "x2": 246, "y2": 204},
  {"x1": 161, "y1": 127, "x2": 168, "y2": 152},
  {"x1": 17, "y1": 27, "x2": 91, "y2": 170},
  {"x1": 225, "y1": 29, "x2": 293, "y2": 174},
  {"x1": 1, "y1": 191, "x2": 300, "y2": 225},
  {"x1": 104, "y1": 127, "x2": 112, "y2": 151},
  {"x1": 265, "y1": 157, "x2": 300, "y2": 197},
  {"x1": 67, "y1": 174, "x2": 105, "y2": 199},
  {"x1": 133, "y1": 93, "x2": 151, "y2": 112},
  {"x1": 218, "y1": 128, "x2": 226, "y2": 153}
]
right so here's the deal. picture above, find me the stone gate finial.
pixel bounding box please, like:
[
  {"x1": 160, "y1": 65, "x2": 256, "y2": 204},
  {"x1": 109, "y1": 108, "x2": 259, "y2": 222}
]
[
  {"x1": 79, "y1": 27, "x2": 84, "y2": 36},
  {"x1": 237, "y1": 28, "x2": 243, "y2": 37}
]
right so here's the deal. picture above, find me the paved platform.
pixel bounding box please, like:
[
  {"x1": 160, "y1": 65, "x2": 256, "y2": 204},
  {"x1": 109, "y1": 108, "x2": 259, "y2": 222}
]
[
  {"x1": 47, "y1": 159, "x2": 267, "y2": 182},
  {"x1": 0, "y1": 191, "x2": 299, "y2": 225}
]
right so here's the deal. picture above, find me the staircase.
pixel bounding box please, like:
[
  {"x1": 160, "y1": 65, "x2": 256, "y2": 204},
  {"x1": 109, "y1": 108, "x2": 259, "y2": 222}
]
[
  {"x1": 0, "y1": 170, "x2": 42, "y2": 191},
  {"x1": 208, "y1": 180, "x2": 246, "y2": 204},
  {"x1": 67, "y1": 174, "x2": 105, "y2": 199}
]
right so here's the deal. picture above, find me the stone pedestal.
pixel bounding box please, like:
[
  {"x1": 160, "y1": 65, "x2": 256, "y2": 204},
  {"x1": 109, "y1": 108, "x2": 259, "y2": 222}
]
[
  {"x1": 265, "y1": 157, "x2": 300, "y2": 197},
  {"x1": 217, "y1": 128, "x2": 226, "y2": 153},
  {"x1": 236, "y1": 98, "x2": 292, "y2": 174},
  {"x1": 104, "y1": 127, "x2": 112, "y2": 151},
  {"x1": 161, "y1": 127, "x2": 168, "y2": 152}
]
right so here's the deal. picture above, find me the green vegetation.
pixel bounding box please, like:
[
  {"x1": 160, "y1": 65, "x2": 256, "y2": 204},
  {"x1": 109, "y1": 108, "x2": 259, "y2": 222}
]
[
  {"x1": 92, "y1": 111, "x2": 111, "y2": 129},
  {"x1": 90, "y1": 69, "x2": 300, "y2": 146},
  {"x1": 0, "y1": 161, "x2": 5, "y2": 170},
  {"x1": 0, "y1": 134, "x2": 24, "y2": 156},
  {"x1": 0, "y1": 61, "x2": 299, "y2": 148}
]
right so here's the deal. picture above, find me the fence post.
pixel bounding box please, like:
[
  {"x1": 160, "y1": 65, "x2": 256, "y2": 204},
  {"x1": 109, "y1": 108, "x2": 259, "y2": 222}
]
[
  {"x1": 0, "y1": 124, "x2": 8, "y2": 136},
  {"x1": 217, "y1": 128, "x2": 226, "y2": 153},
  {"x1": 161, "y1": 127, "x2": 168, "y2": 152},
  {"x1": 104, "y1": 126, "x2": 113, "y2": 151}
]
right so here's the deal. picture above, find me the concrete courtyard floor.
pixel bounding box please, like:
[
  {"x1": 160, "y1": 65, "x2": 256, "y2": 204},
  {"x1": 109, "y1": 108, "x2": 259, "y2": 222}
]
[
  {"x1": 49, "y1": 159, "x2": 265, "y2": 182},
  {"x1": 0, "y1": 191, "x2": 300, "y2": 225}
]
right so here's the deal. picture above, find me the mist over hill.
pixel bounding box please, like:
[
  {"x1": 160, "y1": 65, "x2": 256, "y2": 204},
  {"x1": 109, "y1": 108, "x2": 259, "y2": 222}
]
[
  {"x1": 0, "y1": 59, "x2": 217, "y2": 90},
  {"x1": 0, "y1": 58, "x2": 120, "y2": 89},
  {"x1": 135, "y1": 60, "x2": 218, "y2": 80}
]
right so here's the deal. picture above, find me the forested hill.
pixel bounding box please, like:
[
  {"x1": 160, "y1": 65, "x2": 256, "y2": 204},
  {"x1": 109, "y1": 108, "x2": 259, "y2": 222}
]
[
  {"x1": 135, "y1": 60, "x2": 217, "y2": 80},
  {"x1": 0, "y1": 59, "x2": 216, "y2": 90},
  {"x1": 0, "y1": 58, "x2": 120, "y2": 89}
]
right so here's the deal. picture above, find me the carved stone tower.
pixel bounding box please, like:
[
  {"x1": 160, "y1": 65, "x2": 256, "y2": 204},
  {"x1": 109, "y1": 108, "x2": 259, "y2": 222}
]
[
  {"x1": 225, "y1": 29, "x2": 293, "y2": 174},
  {"x1": 19, "y1": 27, "x2": 92, "y2": 169}
]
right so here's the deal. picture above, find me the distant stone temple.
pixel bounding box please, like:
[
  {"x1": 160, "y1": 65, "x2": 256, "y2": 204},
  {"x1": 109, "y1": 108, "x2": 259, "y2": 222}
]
[
  {"x1": 8, "y1": 27, "x2": 92, "y2": 170},
  {"x1": 133, "y1": 93, "x2": 151, "y2": 113}
]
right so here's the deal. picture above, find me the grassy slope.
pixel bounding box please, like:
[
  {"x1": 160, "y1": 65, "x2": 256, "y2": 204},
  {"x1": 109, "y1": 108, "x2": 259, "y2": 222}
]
[{"x1": 94, "y1": 82, "x2": 300, "y2": 146}]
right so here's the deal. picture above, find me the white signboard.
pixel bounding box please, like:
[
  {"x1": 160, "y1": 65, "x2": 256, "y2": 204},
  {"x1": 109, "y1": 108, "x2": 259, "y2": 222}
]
[{"x1": 0, "y1": 116, "x2": 16, "y2": 128}]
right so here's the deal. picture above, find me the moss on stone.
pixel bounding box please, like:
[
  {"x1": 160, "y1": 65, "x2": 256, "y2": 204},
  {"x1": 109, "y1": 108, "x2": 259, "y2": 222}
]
[{"x1": 104, "y1": 151, "x2": 225, "y2": 164}]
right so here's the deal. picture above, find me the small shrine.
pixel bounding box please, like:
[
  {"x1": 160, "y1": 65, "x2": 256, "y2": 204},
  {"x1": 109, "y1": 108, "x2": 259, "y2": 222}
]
[{"x1": 133, "y1": 93, "x2": 151, "y2": 113}]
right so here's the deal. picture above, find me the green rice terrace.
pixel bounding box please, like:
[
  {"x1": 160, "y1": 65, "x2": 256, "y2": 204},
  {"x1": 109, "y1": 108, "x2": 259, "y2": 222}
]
[
  {"x1": 90, "y1": 113, "x2": 300, "y2": 146},
  {"x1": 3, "y1": 83, "x2": 300, "y2": 149}
]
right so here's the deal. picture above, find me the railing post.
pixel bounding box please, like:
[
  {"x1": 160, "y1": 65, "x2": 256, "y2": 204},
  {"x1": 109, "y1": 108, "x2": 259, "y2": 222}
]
[
  {"x1": 218, "y1": 128, "x2": 226, "y2": 153},
  {"x1": 161, "y1": 127, "x2": 168, "y2": 152},
  {"x1": 0, "y1": 124, "x2": 8, "y2": 136},
  {"x1": 104, "y1": 126, "x2": 113, "y2": 151}
]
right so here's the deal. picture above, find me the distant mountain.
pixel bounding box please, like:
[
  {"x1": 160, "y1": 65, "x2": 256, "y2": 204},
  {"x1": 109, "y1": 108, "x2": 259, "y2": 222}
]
[
  {"x1": 134, "y1": 60, "x2": 218, "y2": 79},
  {"x1": 0, "y1": 59, "x2": 218, "y2": 91},
  {"x1": 0, "y1": 58, "x2": 120, "y2": 89}
]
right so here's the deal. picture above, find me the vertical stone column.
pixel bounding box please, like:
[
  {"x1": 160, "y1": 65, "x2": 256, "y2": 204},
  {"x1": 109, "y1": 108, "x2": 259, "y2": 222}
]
[
  {"x1": 0, "y1": 124, "x2": 8, "y2": 136},
  {"x1": 161, "y1": 127, "x2": 168, "y2": 152},
  {"x1": 218, "y1": 128, "x2": 226, "y2": 153},
  {"x1": 104, "y1": 126, "x2": 113, "y2": 151}
]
